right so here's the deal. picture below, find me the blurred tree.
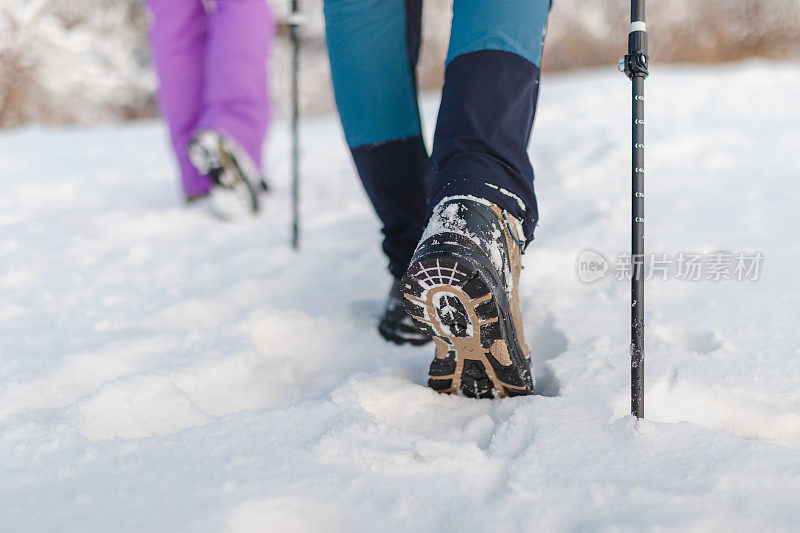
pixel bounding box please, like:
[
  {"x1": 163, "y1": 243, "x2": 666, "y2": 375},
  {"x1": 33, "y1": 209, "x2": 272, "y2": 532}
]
[
  {"x1": 1, "y1": 0, "x2": 799, "y2": 127},
  {"x1": 0, "y1": 0, "x2": 154, "y2": 127}
]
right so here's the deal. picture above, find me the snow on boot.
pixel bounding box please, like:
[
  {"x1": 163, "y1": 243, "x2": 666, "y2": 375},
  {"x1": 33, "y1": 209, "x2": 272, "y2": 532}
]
[
  {"x1": 401, "y1": 197, "x2": 534, "y2": 398},
  {"x1": 378, "y1": 280, "x2": 433, "y2": 346},
  {"x1": 187, "y1": 129, "x2": 262, "y2": 219}
]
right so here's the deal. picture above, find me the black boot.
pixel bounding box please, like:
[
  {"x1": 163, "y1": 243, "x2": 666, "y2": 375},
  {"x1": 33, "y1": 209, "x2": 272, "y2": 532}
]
[
  {"x1": 378, "y1": 280, "x2": 433, "y2": 346},
  {"x1": 401, "y1": 197, "x2": 534, "y2": 398}
]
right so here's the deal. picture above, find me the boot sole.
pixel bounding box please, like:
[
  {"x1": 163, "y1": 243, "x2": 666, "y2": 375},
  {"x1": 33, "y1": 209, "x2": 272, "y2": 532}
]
[
  {"x1": 401, "y1": 246, "x2": 534, "y2": 399},
  {"x1": 218, "y1": 144, "x2": 260, "y2": 214},
  {"x1": 188, "y1": 133, "x2": 260, "y2": 215}
]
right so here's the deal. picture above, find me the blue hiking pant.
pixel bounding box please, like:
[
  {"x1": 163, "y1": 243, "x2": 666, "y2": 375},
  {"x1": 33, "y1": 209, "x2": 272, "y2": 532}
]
[{"x1": 324, "y1": 0, "x2": 551, "y2": 279}]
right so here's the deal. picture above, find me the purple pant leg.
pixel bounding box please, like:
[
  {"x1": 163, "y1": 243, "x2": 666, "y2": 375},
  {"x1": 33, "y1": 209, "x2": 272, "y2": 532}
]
[
  {"x1": 148, "y1": 0, "x2": 212, "y2": 198},
  {"x1": 199, "y1": 0, "x2": 273, "y2": 169}
]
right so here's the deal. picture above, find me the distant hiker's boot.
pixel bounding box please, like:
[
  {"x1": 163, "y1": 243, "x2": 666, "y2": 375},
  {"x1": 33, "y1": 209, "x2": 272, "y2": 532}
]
[
  {"x1": 378, "y1": 280, "x2": 433, "y2": 346},
  {"x1": 401, "y1": 197, "x2": 534, "y2": 398},
  {"x1": 187, "y1": 129, "x2": 262, "y2": 219}
]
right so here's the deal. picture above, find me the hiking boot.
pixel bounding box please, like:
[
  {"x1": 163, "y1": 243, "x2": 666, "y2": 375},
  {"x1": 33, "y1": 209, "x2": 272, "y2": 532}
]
[
  {"x1": 187, "y1": 129, "x2": 262, "y2": 217},
  {"x1": 378, "y1": 280, "x2": 433, "y2": 346},
  {"x1": 401, "y1": 197, "x2": 534, "y2": 398}
]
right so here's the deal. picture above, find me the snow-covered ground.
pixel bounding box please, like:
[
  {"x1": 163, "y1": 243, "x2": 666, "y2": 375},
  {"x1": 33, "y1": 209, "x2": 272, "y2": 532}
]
[{"x1": 1, "y1": 62, "x2": 799, "y2": 531}]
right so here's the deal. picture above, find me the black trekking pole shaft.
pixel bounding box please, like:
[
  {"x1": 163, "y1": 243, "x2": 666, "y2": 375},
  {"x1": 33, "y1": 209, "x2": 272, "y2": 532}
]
[
  {"x1": 620, "y1": 0, "x2": 649, "y2": 418},
  {"x1": 290, "y1": 0, "x2": 301, "y2": 250}
]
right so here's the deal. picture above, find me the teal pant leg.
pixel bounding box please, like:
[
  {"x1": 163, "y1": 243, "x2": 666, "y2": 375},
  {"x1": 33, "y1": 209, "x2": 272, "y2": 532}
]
[
  {"x1": 324, "y1": 0, "x2": 421, "y2": 147},
  {"x1": 323, "y1": 0, "x2": 429, "y2": 278},
  {"x1": 447, "y1": 0, "x2": 551, "y2": 67}
]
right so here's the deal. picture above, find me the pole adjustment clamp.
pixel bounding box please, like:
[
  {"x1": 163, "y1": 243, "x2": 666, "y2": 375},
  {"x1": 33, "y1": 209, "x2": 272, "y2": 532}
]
[{"x1": 620, "y1": 51, "x2": 649, "y2": 79}]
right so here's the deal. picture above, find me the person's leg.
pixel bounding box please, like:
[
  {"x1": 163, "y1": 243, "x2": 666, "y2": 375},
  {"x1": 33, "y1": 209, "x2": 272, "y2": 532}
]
[
  {"x1": 148, "y1": 0, "x2": 211, "y2": 198},
  {"x1": 430, "y1": 0, "x2": 551, "y2": 242},
  {"x1": 198, "y1": 0, "x2": 273, "y2": 171},
  {"x1": 402, "y1": 0, "x2": 552, "y2": 398},
  {"x1": 324, "y1": 0, "x2": 429, "y2": 280}
]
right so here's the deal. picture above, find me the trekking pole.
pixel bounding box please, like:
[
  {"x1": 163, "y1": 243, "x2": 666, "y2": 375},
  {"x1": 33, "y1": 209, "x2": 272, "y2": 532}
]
[
  {"x1": 619, "y1": 0, "x2": 649, "y2": 418},
  {"x1": 289, "y1": 0, "x2": 302, "y2": 249}
]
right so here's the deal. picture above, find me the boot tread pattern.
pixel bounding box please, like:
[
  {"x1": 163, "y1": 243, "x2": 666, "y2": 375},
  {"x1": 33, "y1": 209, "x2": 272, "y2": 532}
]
[{"x1": 402, "y1": 254, "x2": 533, "y2": 399}]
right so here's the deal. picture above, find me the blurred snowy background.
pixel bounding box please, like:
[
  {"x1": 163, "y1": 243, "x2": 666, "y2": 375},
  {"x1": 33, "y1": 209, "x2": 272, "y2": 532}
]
[{"x1": 1, "y1": 0, "x2": 799, "y2": 128}]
